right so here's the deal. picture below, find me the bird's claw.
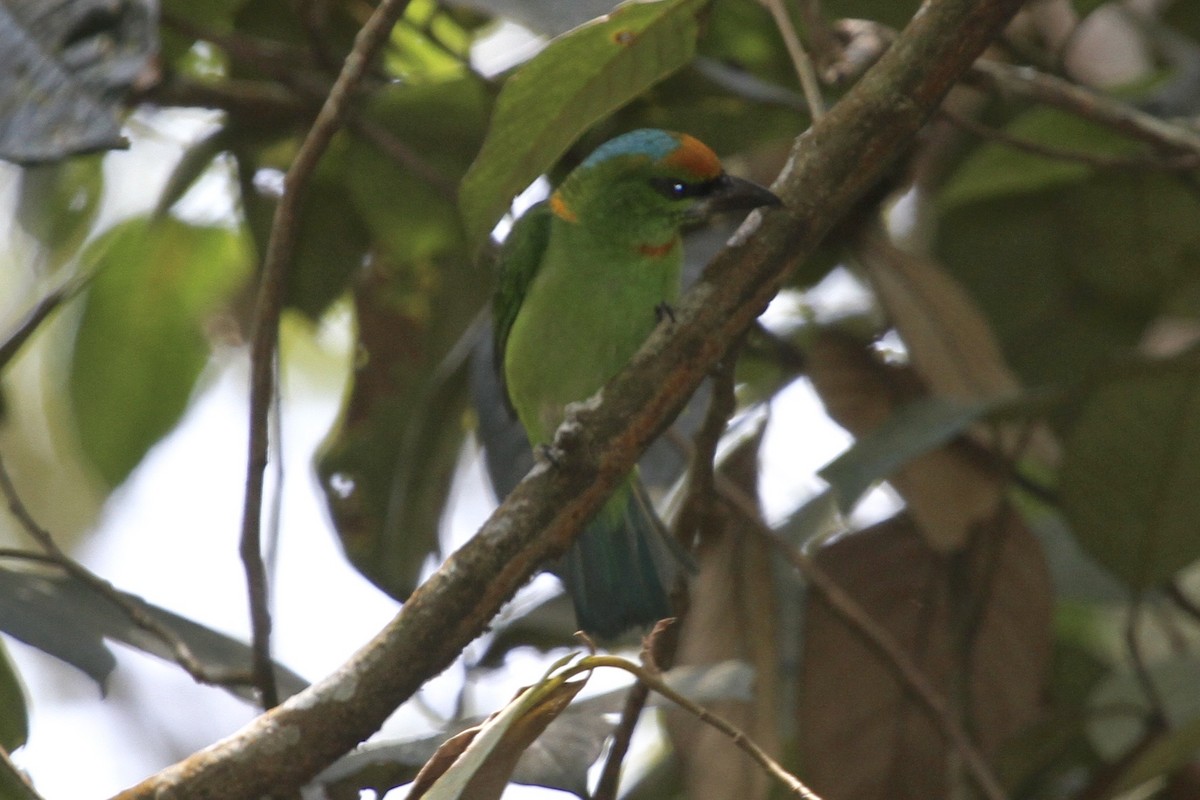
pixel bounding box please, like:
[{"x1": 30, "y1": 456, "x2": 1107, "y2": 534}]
[{"x1": 655, "y1": 302, "x2": 676, "y2": 324}]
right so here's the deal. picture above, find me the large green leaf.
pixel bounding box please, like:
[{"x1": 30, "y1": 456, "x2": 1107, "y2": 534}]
[
  {"x1": 459, "y1": 0, "x2": 708, "y2": 246},
  {"x1": 71, "y1": 216, "x2": 251, "y2": 486},
  {"x1": 935, "y1": 113, "x2": 1200, "y2": 388},
  {"x1": 315, "y1": 256, "x2": 487, "y2": 601},
  {"x1": 0, "y1": 641, "x2": 28, "y2": 752},
  {"x1": 346, "y1": 76, "x2": 491, "y2": 264},
  {"x1": 1061, "y1": 365, "x2": 1200, "y2": 588},
  {"x1": 936, "y1": 133, "x2": 1200, "y2": 389},
  {"x1": 319, "y1": 77, "x2": 492, "y2": 600}
]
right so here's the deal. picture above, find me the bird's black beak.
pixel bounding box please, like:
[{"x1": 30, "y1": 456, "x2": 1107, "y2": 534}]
[{"x1": 688, "y1": 173, "x2": 782, "y2": 221}]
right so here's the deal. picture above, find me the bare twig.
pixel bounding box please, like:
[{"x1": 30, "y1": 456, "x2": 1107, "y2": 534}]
[
  {"x1": 593, "y1": 621, "x2": 678, "y2": 800},
  {"x1": 238, "y1": 0, "x2": 416, "y2": 710},
  {"x1": 715, "y1": 477, "x2": 1010, "y2": 800},
  {"x1": 0, "y1": 277, "x2": 89, "y2": 372},
  {"x1": 569, "y1": 655, "x2": 822, "y2": 799},
  {"x1": 969, "y1": 58, "x2": 1200, "y2": 158},
  {"x1": 0, "y1": 454, "x2": 254, "y2": 688},
  {"x1": 761, "y1": 0, "x2": 826, "y2": 119},
  {"x1": 940, "y1": 106, "x2": 1200, "y2": 170}
]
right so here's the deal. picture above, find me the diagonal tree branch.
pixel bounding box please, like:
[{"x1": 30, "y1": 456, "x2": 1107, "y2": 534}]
[{"x1": 112, "y1": 0, "x2": 1028, "y2": 796}]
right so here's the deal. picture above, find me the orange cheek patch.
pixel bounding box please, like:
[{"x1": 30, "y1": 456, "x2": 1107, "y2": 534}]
[
  {"x1": 663, "y1": 134, "x2": 722, "y2": 180},
  {"x1": 638, "y1": 239, "x2": 677, "y2": 258},
  {"x1": 550, "y1": 190, "x2": 578, "y2": 222}
]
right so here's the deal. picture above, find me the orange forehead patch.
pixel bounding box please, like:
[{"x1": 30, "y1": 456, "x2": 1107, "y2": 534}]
[{"x1": 663, "y1": 134, "x2": 722, "y2": 180}]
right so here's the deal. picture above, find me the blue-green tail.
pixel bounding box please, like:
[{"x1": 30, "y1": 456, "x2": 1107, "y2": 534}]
[{"x1": 556, "y1": 478, "x2": 690, "y2": 639}]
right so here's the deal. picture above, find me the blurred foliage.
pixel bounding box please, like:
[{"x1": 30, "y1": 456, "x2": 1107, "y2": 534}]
[
  {"x1": 5, "y1": 0, "x2": 1200, "y2": 798},
  {"x1": 0, "y1": 641, "x2": 27, "y2": 753}
]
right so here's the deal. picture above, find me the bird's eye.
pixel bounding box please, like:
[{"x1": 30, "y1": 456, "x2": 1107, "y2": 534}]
[
  {"x1": 649, "y1": 176, "x2": 722, "y2": 201},
  {"x1": 649, "y1": 178, "x2": 692, "y2": 199}
]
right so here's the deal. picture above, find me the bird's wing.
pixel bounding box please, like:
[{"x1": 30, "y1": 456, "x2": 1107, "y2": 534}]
[{"x1": 492, "y1": 200, "x2": 553, "y2": 404}]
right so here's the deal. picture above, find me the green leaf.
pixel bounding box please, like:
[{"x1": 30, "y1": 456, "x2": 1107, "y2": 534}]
[
  {"x1": 935, "y1": 169, "x2": 1200, "y2": 388},
  {"x1": 71, "y1": 216, "x2": 251, "y2": 486},
  {"x1": 316, "y1": 256, "x2": 487, "y2": 601},
  {"x1": 938, "y1": 109, "x2": 1133, "y2": 210},
  {"x1": 0, "y1": 641, "x2": 28, "y2": 752},
  {"x1": 15, "y1": 155, "x2": 104, "y2": 268},
  {"x1": 346, "y1": 76, "x2": 490, "y2": 264},
  {"x1": 1061, "y1": 365, "x2": 1200, "y2": 588},
  {"x1": 321, "y1": 79, "x2": 492, "y2": 600},
  {"x1": 459, "y1": 0, "x2": 708, "y2": 247},
  {"x1": 819, "y1": 396, "x2": 1010, "y2": 511},
  {"x1": 0, "y1": 756, "x2": 38, "y2": 800}
]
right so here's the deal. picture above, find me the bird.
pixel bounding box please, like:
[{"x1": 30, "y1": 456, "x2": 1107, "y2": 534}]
[{"x1": 493, "y1": 128, "x2": 781, "y2": 638}]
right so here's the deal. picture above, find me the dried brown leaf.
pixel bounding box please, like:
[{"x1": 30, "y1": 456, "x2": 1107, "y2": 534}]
[
  {"x1": 409, "y1": 678, "x2": 586, "y2": 800},
  {"x1": 797, "y1": 513, "x2": 1053, "y2": 800}
]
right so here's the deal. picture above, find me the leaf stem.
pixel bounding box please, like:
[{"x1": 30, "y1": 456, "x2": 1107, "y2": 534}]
[{"x1": 569, "y1": 655, "x2": 823, "y2": 799}]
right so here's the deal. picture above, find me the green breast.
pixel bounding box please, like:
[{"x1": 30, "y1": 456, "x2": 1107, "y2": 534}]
[{"x1": 503, "y1": 221, "x2": 682, "y2": 444}]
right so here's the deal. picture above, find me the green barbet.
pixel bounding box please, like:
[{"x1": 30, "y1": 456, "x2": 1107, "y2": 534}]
[{"x1": 494, "y1": 129, "x2": 781, "y2": 637}]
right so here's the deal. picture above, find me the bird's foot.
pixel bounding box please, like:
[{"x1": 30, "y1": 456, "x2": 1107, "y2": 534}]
[{"x1": 655, "y1": 301, "x2": 676, "y2": 324}]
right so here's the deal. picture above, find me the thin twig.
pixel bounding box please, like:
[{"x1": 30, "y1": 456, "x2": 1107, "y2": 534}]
[
  {"x1": 760, "y1": 0, "x2": 826, "y2": 119},
  {"x1": 0, "y1": 277, "x2": 89, "y2": 372},
  {"x1": 569, "y1": 655, "x2": 823, "y2": 799},
  {"x1": 0, "y1": 549, "x2": 58, "y2": 565},
  {"x1": 715, "y1": 476, "x2": 1010, "y2": 800},
  {"x1": 969, "y1": 59, "x2": 1200, "y2": 158},
  {"x1": 238, "y1": 0, "x2": 417, "y2": 710},
  {"x1": 593, "y1": 621, "x2": 677, "y2": 800},
  {"x1": 940, "y1": 106, "x2": 1200, "y2": 170},
  {"x1": 0, "y1": 454, "x2": 254, "y2": 688}
]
